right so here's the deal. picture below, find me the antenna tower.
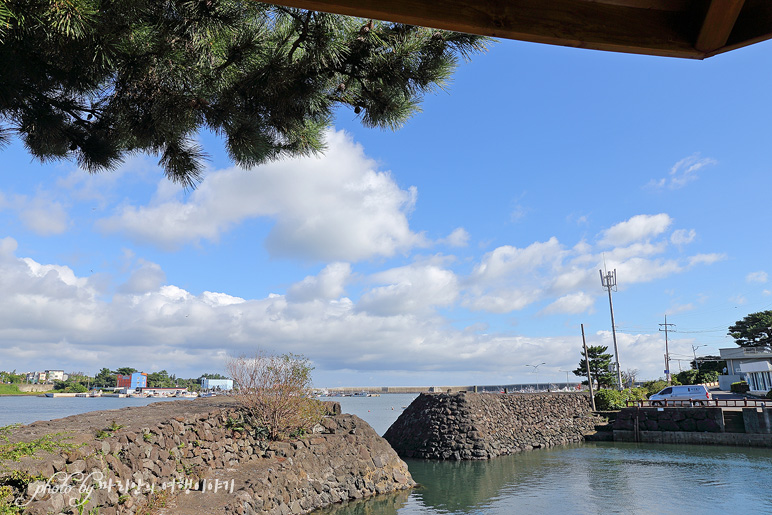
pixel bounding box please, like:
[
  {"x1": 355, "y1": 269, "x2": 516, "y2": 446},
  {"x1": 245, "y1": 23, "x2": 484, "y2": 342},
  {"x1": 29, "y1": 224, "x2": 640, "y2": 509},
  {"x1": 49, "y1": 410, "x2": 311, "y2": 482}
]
[{"x1": 600, "y1": 268, "x2": 623, "y2": 390}]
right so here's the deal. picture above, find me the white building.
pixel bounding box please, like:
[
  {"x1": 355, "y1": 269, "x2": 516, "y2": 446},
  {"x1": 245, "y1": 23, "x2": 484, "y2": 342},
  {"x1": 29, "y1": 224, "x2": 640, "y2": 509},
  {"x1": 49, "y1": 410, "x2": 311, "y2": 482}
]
[
  {"x1": 45, "y1": 370, "x2": 65, "y2": 382},
  {"x1": 200, "y1": 378, "x2": 233, "y2": 391},
  {"x1": 719, "y1": 346, "x2": 772, "y2": 394}
]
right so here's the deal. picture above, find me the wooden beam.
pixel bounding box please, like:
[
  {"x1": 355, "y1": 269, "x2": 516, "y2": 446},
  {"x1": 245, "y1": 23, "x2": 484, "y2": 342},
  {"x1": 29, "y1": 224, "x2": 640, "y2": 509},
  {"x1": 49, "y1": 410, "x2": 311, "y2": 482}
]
[
  {"x1": 708, "y1": 0, "x2": 772, "y2": 57},
  {"x1": 267, "y1": 0, "x2": 705, "y2": 59},
  {"x1": 695, "y1": 0, "x2": 745, "y2": 53}
]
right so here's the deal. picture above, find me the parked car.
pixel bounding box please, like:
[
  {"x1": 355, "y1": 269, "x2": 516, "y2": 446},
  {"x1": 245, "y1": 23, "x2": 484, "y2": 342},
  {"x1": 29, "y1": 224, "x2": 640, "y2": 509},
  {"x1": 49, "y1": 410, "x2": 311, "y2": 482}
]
[{"x1": 649, "y1": 385, "x2": 712, "y2": 406}]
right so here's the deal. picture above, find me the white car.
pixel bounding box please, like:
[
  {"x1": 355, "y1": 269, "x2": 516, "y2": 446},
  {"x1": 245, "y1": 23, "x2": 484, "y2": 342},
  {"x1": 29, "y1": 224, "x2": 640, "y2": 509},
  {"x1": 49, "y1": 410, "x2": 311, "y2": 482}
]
[{"x1": 649, "y1": 385, "x2": 712, "y2": 406}]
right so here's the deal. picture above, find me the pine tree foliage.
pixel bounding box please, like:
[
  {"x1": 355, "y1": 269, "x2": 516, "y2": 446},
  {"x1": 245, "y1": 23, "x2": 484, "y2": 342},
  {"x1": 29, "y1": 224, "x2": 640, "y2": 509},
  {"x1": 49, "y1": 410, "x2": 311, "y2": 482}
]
[
  {"x1": 0, "y1": 0, "x2": 489, "y2": 187},
  {"x1": 728, "y1": 310, "x2": 772, "y2": 351},
  {"x1": 573, "y1": 344, "x2": 615, "y2": 389}
]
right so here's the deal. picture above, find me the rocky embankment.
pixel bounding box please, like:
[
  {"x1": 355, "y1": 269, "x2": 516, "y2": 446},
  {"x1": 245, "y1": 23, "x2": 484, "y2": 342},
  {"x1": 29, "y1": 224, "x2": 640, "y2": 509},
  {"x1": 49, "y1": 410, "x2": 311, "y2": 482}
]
[
  {"x1": 384, "y1": 392, "x2": 600, "y2": 460},
  {"x1": 2, "y1": 397, "x2": 414, "y2": 514}
]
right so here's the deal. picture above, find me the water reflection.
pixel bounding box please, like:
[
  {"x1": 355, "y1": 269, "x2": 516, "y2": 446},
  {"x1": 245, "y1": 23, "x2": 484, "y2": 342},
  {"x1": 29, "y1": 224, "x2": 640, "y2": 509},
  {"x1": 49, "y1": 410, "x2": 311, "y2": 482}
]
[
  {"x1": 318, "y1": 442, "x2": 772, "y2": 514},
  {"x1": 318, "y1": 489, "x2": 411, "y2": 515}
]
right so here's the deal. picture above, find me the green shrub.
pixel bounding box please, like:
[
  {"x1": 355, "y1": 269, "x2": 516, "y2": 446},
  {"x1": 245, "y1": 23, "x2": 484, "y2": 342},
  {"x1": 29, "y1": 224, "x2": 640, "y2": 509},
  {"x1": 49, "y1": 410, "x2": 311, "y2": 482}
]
[
  {"x1": 698, "y1": 370, "x2": 719, "y2": 383},
  {"x1": 674, "y1": 369, "x2": 698, "y2": 385},
  {"x1": 594, "y1": 388, "x2": 648, "y2": 411},
  {"x1": 731, "y1": 381, "x2": 749, "y2": 393},
  {"x1": 766, "y1": 389, "x2": 772, "y2": 400},
  {"x1": 642, "y1": 380, "x2": 667, "y2": 397}
]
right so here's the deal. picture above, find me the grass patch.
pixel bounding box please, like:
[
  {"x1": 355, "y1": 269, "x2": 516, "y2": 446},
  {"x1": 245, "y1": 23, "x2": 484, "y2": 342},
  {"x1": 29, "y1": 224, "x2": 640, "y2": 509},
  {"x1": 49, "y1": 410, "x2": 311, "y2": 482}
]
[
  {"x1": 0, "y1": 385, "x2": 41, "y2": 396},
  {"x1": 0, "y1": 385, "x2": 19, "y2": 395}
]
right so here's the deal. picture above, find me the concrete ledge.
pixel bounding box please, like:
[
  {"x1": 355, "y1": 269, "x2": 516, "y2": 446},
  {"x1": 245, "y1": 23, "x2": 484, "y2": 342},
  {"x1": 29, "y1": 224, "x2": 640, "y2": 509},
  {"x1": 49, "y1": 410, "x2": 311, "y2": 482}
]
[{"x1": 613, "y1": 430, "x2": 772, "y2": 447}]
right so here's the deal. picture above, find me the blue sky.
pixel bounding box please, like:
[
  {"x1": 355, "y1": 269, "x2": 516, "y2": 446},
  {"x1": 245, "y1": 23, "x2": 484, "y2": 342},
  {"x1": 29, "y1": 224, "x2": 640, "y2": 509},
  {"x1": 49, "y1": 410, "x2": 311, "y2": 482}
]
[{"x1": 2, "y1": 35, "x2": 772, "y2": 387}]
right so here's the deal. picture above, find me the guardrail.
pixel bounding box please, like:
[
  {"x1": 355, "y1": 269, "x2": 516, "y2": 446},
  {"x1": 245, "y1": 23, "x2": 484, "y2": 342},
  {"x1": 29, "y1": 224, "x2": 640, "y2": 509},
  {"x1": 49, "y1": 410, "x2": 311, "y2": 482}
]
[{"x1": 626, "y1": 398, "x2": 771, "y2": 408}]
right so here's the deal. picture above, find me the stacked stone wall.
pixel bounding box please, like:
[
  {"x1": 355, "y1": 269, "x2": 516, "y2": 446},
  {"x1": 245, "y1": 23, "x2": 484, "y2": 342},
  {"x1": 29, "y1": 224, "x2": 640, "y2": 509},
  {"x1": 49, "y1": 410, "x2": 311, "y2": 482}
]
[
  {"x1": 613, "y1": 407, "x2": 724, "y2": 433},
  {"x1": 383, "y1": 392, "x2": 599, "y2": 460},
  {"x1": 4, "y1": 399, "x2": 413, "y2": 514}
]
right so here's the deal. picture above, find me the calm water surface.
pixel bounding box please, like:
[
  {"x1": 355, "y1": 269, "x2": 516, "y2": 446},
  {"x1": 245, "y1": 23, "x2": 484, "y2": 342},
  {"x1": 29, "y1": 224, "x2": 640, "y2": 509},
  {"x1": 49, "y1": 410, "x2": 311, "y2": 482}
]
[
  {"x1": 3, "y1": 394, "x2": 771, "y2": 514},
  {"x1": 0, "y1": 394, "x2": 195, "y2": 426}
]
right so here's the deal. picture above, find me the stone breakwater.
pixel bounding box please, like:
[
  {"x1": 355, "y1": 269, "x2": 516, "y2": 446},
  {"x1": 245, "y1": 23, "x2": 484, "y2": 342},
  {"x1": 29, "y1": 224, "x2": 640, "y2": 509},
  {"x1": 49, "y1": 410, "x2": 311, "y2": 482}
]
[
  {"x1": 613, "y1": 407, "x2": 724, "y2": 433},
  {"x1": 383, "y1": 392, "x2": 599, "y2": 460},
  {"x1": 4, "y1": 397, "x2": 414, "y2": 514}
]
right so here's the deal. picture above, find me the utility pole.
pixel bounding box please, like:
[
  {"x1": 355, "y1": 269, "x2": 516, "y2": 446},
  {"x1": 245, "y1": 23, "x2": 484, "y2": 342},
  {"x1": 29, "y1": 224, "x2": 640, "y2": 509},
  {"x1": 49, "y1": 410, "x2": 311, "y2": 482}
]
[
  {"x1": 659, "y1": 315, "x2": 675, "y2": 385},
  {"x1": 582, "y1": 323, "x2": 596, "y2": 410},
  {"x1": 692, "y1": 344, "x2": 706, "y2": 372},
  {"x1": 600, "y1": 269, "x2": 623, "y2": 390}
]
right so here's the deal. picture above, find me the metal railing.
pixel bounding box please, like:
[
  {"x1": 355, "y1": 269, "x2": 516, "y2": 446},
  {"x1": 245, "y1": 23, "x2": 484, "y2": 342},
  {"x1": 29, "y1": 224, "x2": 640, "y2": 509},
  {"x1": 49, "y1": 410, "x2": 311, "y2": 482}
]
[{"x1": 626, "y1": 398, "x2": 770, "y2": 408}]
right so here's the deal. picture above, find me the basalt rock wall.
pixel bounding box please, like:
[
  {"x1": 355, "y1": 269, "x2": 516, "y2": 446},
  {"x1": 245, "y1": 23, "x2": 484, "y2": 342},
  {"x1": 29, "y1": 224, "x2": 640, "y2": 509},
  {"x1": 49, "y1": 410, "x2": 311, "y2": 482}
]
[
  {"x1": 4, "y1": 398, "x2": 413, "y2": 515},
  {"x1": 383, "y1": 392, "x2": 599, "y2": 460}
]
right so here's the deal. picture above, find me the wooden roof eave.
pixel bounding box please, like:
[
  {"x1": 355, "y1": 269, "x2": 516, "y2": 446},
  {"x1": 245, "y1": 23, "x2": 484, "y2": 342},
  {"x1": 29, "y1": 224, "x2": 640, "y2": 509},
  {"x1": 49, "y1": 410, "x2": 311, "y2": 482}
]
[{"x1": 263, "y1": 0, "x2": 772, "y2": 60}]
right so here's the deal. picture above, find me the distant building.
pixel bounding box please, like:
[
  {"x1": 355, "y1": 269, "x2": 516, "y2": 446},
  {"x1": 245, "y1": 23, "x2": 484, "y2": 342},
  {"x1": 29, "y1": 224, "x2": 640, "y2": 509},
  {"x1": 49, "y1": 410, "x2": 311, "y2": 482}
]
[
  {"x1": 26, "y1": 371, "x2": 47, "y2": 384},
  {"x1": 116, "y1": 372, "x2": 148, "y2": 390},
  {"x1": 200, "y1": 378, "x2": 233, "y2": 391},
  {"x1": 45, "y1": 370, "x2": 65, "y2": 382},
  {"x1": 719, "y1": 346, "x2": 772, "y2": 394}
]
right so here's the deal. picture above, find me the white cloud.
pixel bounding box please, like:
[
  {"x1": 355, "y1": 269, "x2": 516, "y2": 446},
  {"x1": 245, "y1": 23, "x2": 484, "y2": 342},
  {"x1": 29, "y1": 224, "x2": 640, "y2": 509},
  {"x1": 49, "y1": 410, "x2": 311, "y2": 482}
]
[
  {"x1": 442, "y1": 227, "x2": 470, "y2": 247},
  {"x1": 666, "y1": 303, "x2": 695, "y2": 315},
  {"x1": 118, "y1": 261, "x2": 166, "y2": 294},
  {"x1": 670, "y1": 228, "x2": 696, "y2": 246},
  {"x1": 688, "y1": 253, "x2": 726, "y2": 267},
  {"x1": 649, "y1": 154, "x2": 717, "y2": 189},
  {"x1": 614, "y1": 257, "x2": 682, "y2": 283},
  {"x1": 540, "y1": 292, "x2": 595, "y2": 315},
  {"x1": 19, "y1": 198, "x2": 69, "y2": 236},
  {"x1": 97, "y1": 130, "x2": 427, "y2": 261},
  {"x1": 0, "y1": 193, "x2": 70, "y2": 236},
  {"x1": 729, "y1": 294, "x2": 747, "y2": 305},
  {"x1": 470, "y1": 238, "x2": 563, "y2": 285},
  {"x1": 746, "y1": 271, "x2": 768, "y2": 284},
  {"x1": 599, "y1": 214, "x2": 672, "y2": 247},
  {"x1": 286, "y1": 263, "x2": 352, "y2": 303},
  {"x1": 0, "y1": 204, "x2": 730, "y2": 383},
  {"x1": 358, "y1": 263, "x2": 459, "y2": 316},
  {"x1": 463, "y1": 288, "x2": 542, "y2": 314}
]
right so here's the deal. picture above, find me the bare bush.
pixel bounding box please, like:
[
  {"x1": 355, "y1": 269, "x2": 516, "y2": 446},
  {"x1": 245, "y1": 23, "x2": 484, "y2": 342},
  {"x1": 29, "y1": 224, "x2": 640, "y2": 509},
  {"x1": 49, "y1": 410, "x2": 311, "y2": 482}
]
[{"x1": 227, "y1": 352, "x2": 325, "y2": 440}]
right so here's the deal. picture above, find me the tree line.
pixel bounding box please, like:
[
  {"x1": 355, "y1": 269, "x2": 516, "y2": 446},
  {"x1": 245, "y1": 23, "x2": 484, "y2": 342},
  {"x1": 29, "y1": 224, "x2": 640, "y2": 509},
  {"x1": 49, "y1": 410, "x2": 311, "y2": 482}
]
[{"x1": 0, "y1": 368, "x2": 227, "y2": 392}]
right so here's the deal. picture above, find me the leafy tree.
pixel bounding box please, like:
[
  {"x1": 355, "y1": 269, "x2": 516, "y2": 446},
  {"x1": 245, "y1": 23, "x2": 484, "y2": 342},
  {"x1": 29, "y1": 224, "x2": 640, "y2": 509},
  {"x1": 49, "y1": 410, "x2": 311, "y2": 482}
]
[
  {"x1": 199, "y1": 373, "x2": 228, "y2": 380},
  {"x1": 227, "y1": 351, "x2": 325, "y2": 440},
  {"x1": 728, "y1": 311, "x2": 772, "y2": 350},
  {"x1": 92, "y1": 367, "x2": 116, "y2": 387},
  {"x1": 0, "y1": 371, "x2": 24, "y2": 383},
  {"x1": 690, "y1": 355, "x2": 725, "y2": 374},
  {"x1": 573, "y1": 345, "x2": 615, "y2": 389},
  {"x1": 114, "y1": 367, "x2": 138, "y2": 376},
  {"x1": 147, "y1": 370, "x2": 175, "y2": 388},
  {"x1": 53, "y1": 379, "x2": 88, "y2": 393},
  {"x1": 0, "y1": 1, "x2": 488, "y2": 187}
]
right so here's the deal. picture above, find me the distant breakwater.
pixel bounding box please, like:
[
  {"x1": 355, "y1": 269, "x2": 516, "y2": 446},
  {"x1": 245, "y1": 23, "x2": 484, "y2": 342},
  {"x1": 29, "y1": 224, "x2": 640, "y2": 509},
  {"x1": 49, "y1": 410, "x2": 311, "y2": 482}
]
[
  {"x1": 4, "y1": 398, "x2": 414, "y2": 514},
  {"x1": 383, "y1": 392, "x2": 600, "y2": 460}
]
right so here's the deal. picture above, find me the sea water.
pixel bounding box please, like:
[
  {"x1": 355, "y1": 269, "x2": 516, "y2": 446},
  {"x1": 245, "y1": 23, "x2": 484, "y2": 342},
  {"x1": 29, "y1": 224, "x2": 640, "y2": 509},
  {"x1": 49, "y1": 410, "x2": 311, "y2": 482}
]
[{"x1": 3, "y1": 394, "x2": 772, "y2": 514}]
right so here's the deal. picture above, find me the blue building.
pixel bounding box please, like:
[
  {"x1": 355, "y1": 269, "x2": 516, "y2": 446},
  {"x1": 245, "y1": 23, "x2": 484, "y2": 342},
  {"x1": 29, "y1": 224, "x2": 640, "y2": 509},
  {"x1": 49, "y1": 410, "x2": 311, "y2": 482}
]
[{"x1": 117, "y1": 372, "x2": 148, "y2": 390}]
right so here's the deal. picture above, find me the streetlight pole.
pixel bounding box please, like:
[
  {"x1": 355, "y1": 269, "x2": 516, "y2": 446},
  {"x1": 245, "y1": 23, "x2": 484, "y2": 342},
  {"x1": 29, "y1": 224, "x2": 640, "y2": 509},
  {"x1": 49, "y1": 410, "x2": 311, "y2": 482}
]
[
  {"x1": 692, "y1": 344, "x2": 706, "y2": 372},
  {"x1": 559, "y1": 369, "x2": 572, "y2": 389},
  {"x1": 526, "y1": 363, "x2": 546, "y2": 392}
]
